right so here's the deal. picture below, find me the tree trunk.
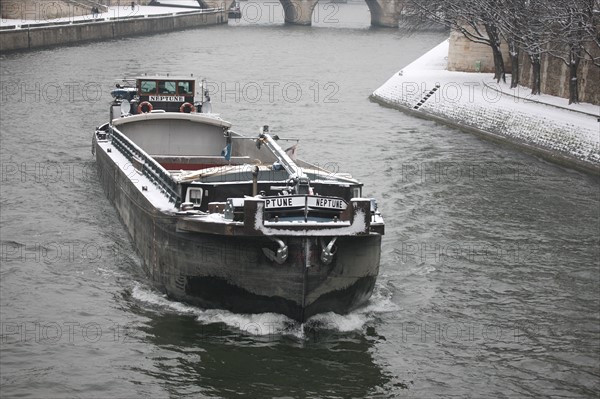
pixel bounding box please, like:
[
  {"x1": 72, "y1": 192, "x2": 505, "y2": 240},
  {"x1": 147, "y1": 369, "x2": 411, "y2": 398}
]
[
  {"x1": 531, "y1": 56, "x2": 541, "y2": 95},
  {"x1": 484, "y1": 24, "x2": 506, "y2": 83},
  {"x1": 492, "y1": 46, "x2": 507, "y2": 83},
  {"x1": 509, "y1": 42, "x2": 519, "y2": 88},
  {"x1": 568, "y1": 55, "x2": 580, "y2": 104}
]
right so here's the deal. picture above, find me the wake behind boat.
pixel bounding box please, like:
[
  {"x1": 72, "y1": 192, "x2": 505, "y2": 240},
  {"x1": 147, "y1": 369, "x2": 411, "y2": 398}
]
[{"x1": 92, "y1": 74, "x2": 384, "y2": 322}]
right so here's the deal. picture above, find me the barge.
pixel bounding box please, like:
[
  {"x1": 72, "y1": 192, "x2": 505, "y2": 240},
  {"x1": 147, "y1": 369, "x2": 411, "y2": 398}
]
[{"x1": 92, "y1": 75, "x2": 384, "y2": 322}]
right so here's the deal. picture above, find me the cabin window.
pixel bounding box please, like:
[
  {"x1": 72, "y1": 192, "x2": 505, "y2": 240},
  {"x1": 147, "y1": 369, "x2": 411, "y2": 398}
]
[
  {"x1": 186, "y1": 188, "x2": 203, "y2": 205},
  {"x1": 158, "y1": 81, "x2": 177, "y2": 94},
  {"x1": 140, "y1": 80, "x2": 157, "y2": 94},
  {"x1": 178, "y1": 81, "x2": 193, "y2": 95}
]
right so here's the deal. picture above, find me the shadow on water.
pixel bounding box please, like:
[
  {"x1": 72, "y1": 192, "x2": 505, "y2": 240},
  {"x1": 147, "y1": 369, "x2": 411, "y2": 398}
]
[{"x1": 125, "y1": 308, "x2": 405, "y2": 398}]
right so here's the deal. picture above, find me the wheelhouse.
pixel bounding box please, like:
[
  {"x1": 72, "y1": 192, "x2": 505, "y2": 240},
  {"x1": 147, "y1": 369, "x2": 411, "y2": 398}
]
[{"x1": 137, "y1": 76, "x2": 196, "y2": 113}]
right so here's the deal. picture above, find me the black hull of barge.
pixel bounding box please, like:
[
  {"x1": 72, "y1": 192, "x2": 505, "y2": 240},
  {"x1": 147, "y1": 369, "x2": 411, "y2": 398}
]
[{"x1": 95, "y1": 144, "x2": 380, "y2": 322}]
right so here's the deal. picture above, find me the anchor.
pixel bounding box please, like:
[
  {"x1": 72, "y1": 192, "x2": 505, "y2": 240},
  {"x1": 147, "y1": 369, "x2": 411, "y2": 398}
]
[
  {"x1": 262, "y1": 237, "x2": 288, "y2": 264},
  {"x1": 320, "y1": 237, "x2": 338, "y2": 265}
]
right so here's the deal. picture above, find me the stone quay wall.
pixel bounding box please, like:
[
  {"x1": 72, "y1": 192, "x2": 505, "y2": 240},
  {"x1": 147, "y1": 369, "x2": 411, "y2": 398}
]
[
  {"x1": 0, "y1": 9, "x2": 227, "y2": 52},
  {"x1": 1, "y1": 1, "x2": 155, "y2": 20}
]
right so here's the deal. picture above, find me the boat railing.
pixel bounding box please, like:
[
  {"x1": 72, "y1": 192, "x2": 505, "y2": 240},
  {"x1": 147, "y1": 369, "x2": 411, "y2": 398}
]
[{"x1": 109, "y1": 127, "x2": 181, "y2": 205}]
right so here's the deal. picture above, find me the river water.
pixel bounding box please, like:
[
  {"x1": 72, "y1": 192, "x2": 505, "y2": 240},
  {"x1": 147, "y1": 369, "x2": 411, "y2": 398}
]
[{"x1": 1, "y1": 3, "x2": 599, "y2": 398}]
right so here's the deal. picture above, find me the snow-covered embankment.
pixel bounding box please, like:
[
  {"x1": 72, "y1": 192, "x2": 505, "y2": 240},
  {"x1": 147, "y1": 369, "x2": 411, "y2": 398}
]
[{"x1": 371, "y1": 40, "x2": 600, "y2": 174}]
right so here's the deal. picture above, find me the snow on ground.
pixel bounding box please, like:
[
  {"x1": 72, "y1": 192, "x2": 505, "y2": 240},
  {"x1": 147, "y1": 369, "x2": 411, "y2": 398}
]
[
  {"x1": 372, "y1": 39, "x2": 600, "y2": 168},
  {"x1": 0, "y1": 5, "x2": 209, "y2": 27}
]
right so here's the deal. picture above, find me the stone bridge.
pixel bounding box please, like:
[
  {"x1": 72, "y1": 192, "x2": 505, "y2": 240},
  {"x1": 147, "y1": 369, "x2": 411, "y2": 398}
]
[{"x1": 201, "y1": 0, "x2": 405, "y2": 27}]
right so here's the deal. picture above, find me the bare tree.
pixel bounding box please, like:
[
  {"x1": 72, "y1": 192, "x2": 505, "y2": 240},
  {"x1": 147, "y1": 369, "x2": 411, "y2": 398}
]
[
  {"x1": 406, "y1": 0, "x2": 599, "y2": 99},
  {"x1": 581, "y1": 0, "x2": 600, "y2": 66},
  {"x1": 509, "y1": 0, "x2": 555, "y2": 95},
  {"x1": 493, "y1": 0, "x2": 527, "y2": 88},
  {"x1": 404, "y1": 0, "x2": 506, "y2": 82},
  {"x1": 544, "y1": 0, "x2": 599, "y2": 103}
]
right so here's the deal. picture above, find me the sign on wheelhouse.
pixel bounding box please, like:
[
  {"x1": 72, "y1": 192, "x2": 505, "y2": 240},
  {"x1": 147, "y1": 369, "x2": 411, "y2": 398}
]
[{"x1": 149, "y1": 95, "x2": 185, "y2": 102}]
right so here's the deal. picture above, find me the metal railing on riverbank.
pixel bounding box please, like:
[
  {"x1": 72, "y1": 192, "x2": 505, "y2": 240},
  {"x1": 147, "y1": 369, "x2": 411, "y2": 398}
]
[
  {"x1": 0, "y1": 7, "x2": 222, "y2": 30},
  {"x1": 0, "y1": 7, "x2": 226, "y2": 52}
]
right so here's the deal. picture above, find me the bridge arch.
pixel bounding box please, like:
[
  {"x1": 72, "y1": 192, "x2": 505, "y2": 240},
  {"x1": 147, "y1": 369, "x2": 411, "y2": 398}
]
[
  {"x1": 280, "y1": 0, "x2": 319, "y2": 26},
  {"x1": 203, "y1": 0, "x2": 402, "y2": 27},
  {"x1": 278, "y1": 0, "x2": 401, "y2": 27},
  {"x1": 364, "y1": 0, "x2": 401, "y2": 27}
]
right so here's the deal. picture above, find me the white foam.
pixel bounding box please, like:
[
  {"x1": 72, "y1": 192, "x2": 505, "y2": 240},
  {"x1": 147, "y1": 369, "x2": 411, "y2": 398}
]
[
  {"x1": 196, "y1": 311, "x2": 302, "y2": 338},
  {"x1": 359, "y1": 285, "x2": 401, "y2": 314},
  {"x1": 306, "y1": 312, "x2": 369, "y2": 332},
  {"x1": 131, "y1": 283, "x2": 200, "y2": 314},
  {"x1": 130, "y1": 282, "x2": 399, "y2": 338},
  {"x1": 305, "y1": 285, "x2": 401, "y2": 332},
  {"x1": 131, "y1": 283, "x2": 300, "y2": 336}
]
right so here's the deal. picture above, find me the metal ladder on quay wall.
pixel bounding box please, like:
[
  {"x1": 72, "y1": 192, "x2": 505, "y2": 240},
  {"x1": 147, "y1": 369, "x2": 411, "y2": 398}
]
[{"x1": 413, "y1": 84, "x2": 440, "y2": 110}]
